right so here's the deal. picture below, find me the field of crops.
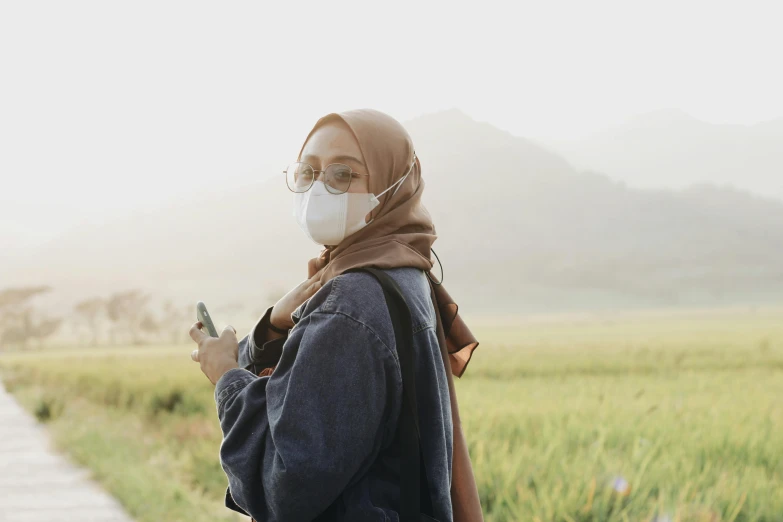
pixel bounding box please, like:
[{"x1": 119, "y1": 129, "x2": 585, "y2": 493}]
[{"x1": 1, "y1": 308, "x2": 782, "y2": 522}]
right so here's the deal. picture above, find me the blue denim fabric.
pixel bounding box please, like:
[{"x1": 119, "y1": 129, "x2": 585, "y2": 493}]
[{"x1": 214, "y1": 266, "x2": 454, "y2": 522}]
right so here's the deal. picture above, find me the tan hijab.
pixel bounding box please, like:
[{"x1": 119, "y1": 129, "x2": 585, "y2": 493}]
[
  {"x1": 296, "y1": 108, "x2": 479, "y2": 377},
  {"x1": 297, "y1": 109, "x2": 484, "y2": 520}
]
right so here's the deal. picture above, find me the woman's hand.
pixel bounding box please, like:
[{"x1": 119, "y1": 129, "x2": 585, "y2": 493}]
[
  {"x1": 269, "y1": 257, "x2": 327, "y2": 330},
  {"x1": 189, "y1": 322, "x2": 239, "y2": 384}
]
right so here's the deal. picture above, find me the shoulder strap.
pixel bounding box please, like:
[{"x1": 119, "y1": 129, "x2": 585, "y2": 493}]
[{"x1": 345, "y1": 267, "x2": 435, "y2": 521}]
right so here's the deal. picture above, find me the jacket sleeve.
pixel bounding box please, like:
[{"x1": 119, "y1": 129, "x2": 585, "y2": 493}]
[{"x1": 214, "y1": 310, "x2": 401, "y2": 522}]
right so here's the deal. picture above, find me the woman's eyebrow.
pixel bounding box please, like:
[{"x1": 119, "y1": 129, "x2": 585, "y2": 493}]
[{"x1": 331, "y1": 154, "x2": 365, "y2": 167}]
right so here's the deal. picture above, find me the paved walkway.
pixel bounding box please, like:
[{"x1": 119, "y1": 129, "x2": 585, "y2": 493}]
[{"x1": 0, "y1": 382, "x2": 135, "y2": 522}]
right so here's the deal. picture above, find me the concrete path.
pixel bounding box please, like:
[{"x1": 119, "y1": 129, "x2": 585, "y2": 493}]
[{"x1": 0, "y1": 382, "x2": 135, "y2": 522}]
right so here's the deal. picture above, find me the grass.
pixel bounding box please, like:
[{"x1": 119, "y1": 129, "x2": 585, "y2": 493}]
[{"x1": 1, "y1": 307, "x2": 782, "y2": 521}]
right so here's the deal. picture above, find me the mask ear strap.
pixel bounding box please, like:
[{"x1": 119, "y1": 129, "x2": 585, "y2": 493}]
[
  {"x1": 375, "y1": 154, "x2": 416, "y2": 199},
  {"x1": 389, "y1": 171, "x2": 408, "y2": 198},
  {"x1": 368, "y1": 153, "x2": 417, "y2": 222},
  {"x1": 373, "y1": 175, "x2": 405, "y2": 202}
]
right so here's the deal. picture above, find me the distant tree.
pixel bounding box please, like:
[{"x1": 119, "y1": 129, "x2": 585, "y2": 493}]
[
  {"x1": 105, "y1": 290, "x2": 154, "y2": 345},
  {"x1": 138, "y1": 311, "x2": 160, "y2": 343},
  {"x1": 0, "y1": 324, "x2": 28, "y2": 348},
  {"x1": 28, "y1": 316, "x2": 63, "y2": 349},
  {"x1": 73, "y1": 297, "x2": 106, "y2": 346},
  {"x1": 159, "y1": 300, "x2": 190, "y2": 345},
  {"x1": 0, "y1": 286, "x2": 61, "y2": 350},
  {"x1": 0, "y1": 286, "x2": 51, "y2": 309},
  {"x1": 0, "y1": 305, "x2": 33, "y2": 349}
]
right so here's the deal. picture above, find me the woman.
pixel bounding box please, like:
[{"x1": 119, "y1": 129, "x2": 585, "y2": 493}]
[{"x1": 189, "y1": 109, "x2": 482, "y2": 521}]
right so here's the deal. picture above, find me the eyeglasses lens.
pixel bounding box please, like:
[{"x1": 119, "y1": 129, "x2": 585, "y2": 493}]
[
  {"x1": 286, "y1": 162, "x2": 314, "y2": 192},
  {"x1": 324, "y1": 164, "x2": 353, "y2": 194}
]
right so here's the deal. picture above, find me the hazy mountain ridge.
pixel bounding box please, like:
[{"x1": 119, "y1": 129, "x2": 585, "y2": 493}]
[
  {"x1": 541, "y1": 109, "x2": 783, "y2": 200},
  {"x1": 3, "y1": 109, "x2": 783, "y2": 320}
]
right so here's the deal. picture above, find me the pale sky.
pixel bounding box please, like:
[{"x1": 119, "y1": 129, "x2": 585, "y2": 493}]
[{"x1": 1, "y1": 0, "x2": 781, "y2": 249}]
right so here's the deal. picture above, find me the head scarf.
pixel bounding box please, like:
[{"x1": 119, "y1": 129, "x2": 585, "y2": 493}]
[{"x1": 296, "y1": 108, "x2": 478, "y2": 377}]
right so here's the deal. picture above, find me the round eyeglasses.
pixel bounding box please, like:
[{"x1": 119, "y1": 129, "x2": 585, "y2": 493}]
[{"x1": 284, "y1": 162, "x2": 370, "y2": 194}]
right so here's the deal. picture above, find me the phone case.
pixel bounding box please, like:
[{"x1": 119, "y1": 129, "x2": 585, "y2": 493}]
[{"x1": 196, "y1": 301, "x2": 219, "y2": 337}]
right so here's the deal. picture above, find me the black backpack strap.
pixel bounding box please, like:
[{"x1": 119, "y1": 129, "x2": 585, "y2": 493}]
[{"x1": 345, "y1": 267, "x2": 435, "y2": 521}]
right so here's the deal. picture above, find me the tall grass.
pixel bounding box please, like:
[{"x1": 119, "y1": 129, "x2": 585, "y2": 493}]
[{"x1": 1, "y1": 308, "x2": 782, "y2": 521}]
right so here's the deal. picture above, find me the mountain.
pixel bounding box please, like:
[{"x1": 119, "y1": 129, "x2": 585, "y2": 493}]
[
  {"x1": 539, "y1": 109, "x2": 783, "y2": 201},
  {"x1": 406, "y1": 110, "x2": 783, "y2": 310},
  {"x1": 3, "y1": 109, "x2": 783, "y2": 328}
]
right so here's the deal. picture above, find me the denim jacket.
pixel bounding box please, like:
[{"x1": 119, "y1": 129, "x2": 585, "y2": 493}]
[{"x1": 213, "y1": 266, "x2": 454, "y2": 522}]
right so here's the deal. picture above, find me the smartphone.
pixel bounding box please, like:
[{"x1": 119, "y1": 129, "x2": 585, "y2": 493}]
[{"x1": 196, "y1": 301, "x2": 219, "y2": 338}]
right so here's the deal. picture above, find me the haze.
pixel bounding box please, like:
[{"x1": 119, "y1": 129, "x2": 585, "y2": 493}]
[{"x1": 1, "y1": 0, "x2": 782, "y2": 250}]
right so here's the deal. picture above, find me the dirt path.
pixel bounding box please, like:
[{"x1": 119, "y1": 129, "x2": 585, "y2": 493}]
[{"x1": 0, "y1": 382, "x2": 135, "y2": 522}]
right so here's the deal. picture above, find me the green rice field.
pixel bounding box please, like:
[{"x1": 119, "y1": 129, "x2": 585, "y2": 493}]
[{"x1": 1, "y1": 307, "x2": 782, "y2": 522}]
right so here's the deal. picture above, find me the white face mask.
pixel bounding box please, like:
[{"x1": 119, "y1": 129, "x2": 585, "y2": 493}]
[{"x1": 293, "y1": 156, "x2": 415, "y2": 246}]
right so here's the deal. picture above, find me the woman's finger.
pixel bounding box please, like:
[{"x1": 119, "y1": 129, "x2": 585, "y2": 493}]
[
  {"x1": 307, "y1": 256, "x2": 327, "y2": 278},
  {"x1": 220, "y1": 324, "x2": 237, "y2": 341},
  {"x1": 302, "y1": 267, "x2": 326, "y2": 289},
  {"x1": 188, "y1": 322, "x2": 207, "y2": 344},
  {"x1": 306, "y1": 280, "x2": 322, "y2": 296},
  {"x1": 312, "y1": 263, "x2": 327, "y2": 280},
  {"x1": 191, "y1": 349, "x2": 199, "y2": 362}
]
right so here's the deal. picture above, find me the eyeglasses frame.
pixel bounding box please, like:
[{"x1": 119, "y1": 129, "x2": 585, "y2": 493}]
[{"x1": 283, "y1": 161, "x2": 371, "y2": 195}]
